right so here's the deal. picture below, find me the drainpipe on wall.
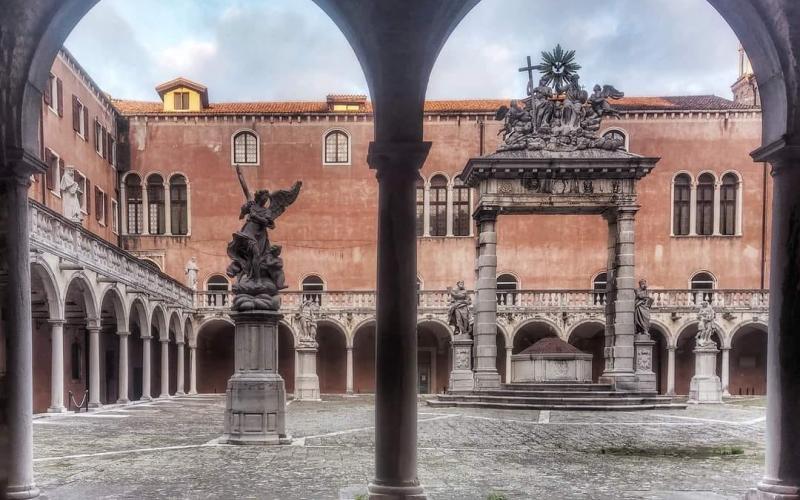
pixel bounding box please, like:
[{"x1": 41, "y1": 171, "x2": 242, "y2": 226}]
[{"x1": 479, "y1": 118, "x2": 485, "y2": 156}]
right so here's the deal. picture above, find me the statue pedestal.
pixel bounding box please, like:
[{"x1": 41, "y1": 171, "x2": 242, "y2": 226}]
[
  {"x1": 448, "y1": 336, "x2": 475, "y2": 393},
  {"x1": 633, "y1": 334, "x2": 657, "y2": 392},
  {"x1": 220, "y1": 310, "x2": 291, "y2": 445},
  {"x1": 295, "y1": 342, "x2": 321, "y2": 401},
  {"x1": 688, "y1": 344, "x2": 723, "y2": 404}
]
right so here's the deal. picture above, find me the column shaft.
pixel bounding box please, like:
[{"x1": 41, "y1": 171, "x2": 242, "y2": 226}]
[
  {"x1": 176, "y1": 342, "x2": 185, "y2": 395},
  {"x1": 2, "y1": 170, "x2": 41, "y2": 499},
  {"x1": 163, "y1": 182, "x2": 172, "y2": 235},
  {"x1": 666, "y1": 347, "x2": 676, "y2": 396},
  {"x1": 689, "y1": 182, "x2": 697, "y2": 236},
  {"x1": 505, "y1": 347, "x2": 512, "y2": 384},
  {"x1": 49, "y1": 321, "x2": 66, "y2": 412},
  {"x1": 189, "y1": 346, "x2": 198, "y2": 394},
  {"x1": 346, "y1": 346, "x2": 354, "y2": 394},
  {"x1": 473, "y1": 209, "x2": 501, "y2": 390},
  {"x1": 118, "y1": 332, "x2": 130, "y2": 403},
  {"x1": 88, "y1": 326, "x2": 101, "y2": 409},
  {"x1": 721, "y1": 348, "x2": 731, "y2": 397},
  {"x1": 141, "y1": 337, "x2": 152, "y2": 400},
  {"x1": 712, "y1": 181, "x2": 721, "y2": 235},
  {"x1": 160, "y1": 340, "x2": 170, "y2": 397}
]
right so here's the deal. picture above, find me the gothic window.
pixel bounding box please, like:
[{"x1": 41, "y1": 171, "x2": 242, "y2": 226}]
[
  {"x1": 452, "y1": 179, "x2": 471, "y2": 237},
  {"x1": 497, "y1": 274, "x2": 519, "y2": 306},
  {"x1": 672, "y1": 174, "x2": 691, "y2": 236},
  {"x1": 147, "y1": 174, "x2": 165, "y2": 235},
  {"x1": 206, "y1": 275, "x2": 230, "y2": 307},
  {"x1": 429, "y1": 175, "x2": 448, "y2": 237},
  {"x1": 603, "y1": 130, "x2": 627, "y2": 151},
  {"x1": 415, "y1": 177, "x2": 424, "y2": 237},
  {"x1": 696, "y1": 173, "x2": 715, "y2": 236},
  {"x1": 720, "y1": 173, "x2": 739, "y2": 236},
  {"x1": 233, "y1": 131, "x2": 258, "y2": 165},
  {"x1": 593, "y1": 272, "x2": 607, "y2": 305},
  {"x1": 125, "y1": 175, "x2": 143, "y2": 234},
  {"x1": 324, "y1": 130, "x2": 349, "y2": 164},
  {"x1": 169, "y1": 174, "x2": 188, "y2": 235},
  {"x1": 691, "y1": 272, "x2": 715, "y2": 304},
  {"x1": 301, "y1": 275, "x2": 325, "y2": 306}
]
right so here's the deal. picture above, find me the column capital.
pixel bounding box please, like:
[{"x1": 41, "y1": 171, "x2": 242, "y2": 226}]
[
  {"x1": 1, "y1": 147, "x2": 47, "y2": 179},
  {"x1": 117, "y1": 330, "x2": 130, "y2": 337},
  {"x1": 474, "y1": 206, "x2": 499, "y2": 223},
  {"x1": 751, "y1": 136, "x2": 800, "y2": 171},
  {"x1": 48, "y1": 319, "x2": 67, "y2": 326},
  {"x1": 615, "y1": 205, "x2": 640, "y2": 218},
  {"x1": 367, "y1": 141, "x2": 431, "y2": 173},
  {"x1": 667, "y1": 345, "x2": 676, "y2": 352},
  {"x1": 86, "y1": 324, "x2": 102, "y2": 333}
]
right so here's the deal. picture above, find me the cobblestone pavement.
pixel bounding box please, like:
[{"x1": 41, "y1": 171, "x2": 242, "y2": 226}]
[{"x1": 32, "y1": 395, "x2": 766, "y2": 499}]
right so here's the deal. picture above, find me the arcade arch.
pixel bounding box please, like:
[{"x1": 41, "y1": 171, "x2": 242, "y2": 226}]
[
  {"x1": 729, "y1": 322, "x2": 767, "y2": 395},
  {"x1": 417, "y1": 320, "x2": 451, "y2": 394},
  {"x1": 512, "y1": 319, "x2": 560, "y2": 354},
  {"x1": 317, "y1": 320, "x2": 348, "y2": 394},
  {"x1": 675, "y1": 322, "x2": 722, "y2": 395},
  {"x1": 353, "y1": 320, "x2": 376, "y2": 394},
  {"x1": 196, "y1": 318, "x2": 235, "y2": 394}
]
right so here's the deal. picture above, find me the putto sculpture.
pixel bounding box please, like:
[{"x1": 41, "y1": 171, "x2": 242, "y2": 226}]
[
  {"x1": 696, "y1": 300, "x2": 716, "y2": 347},
  {"x1": 447, "y1": 281, "x2": 472, "y2": 337},
  {"x1": 496, "y1": 44, "x2": 625, "y2": 153},
  {"x1": 226, "y1": 165, "x2": 302, "y2": 312}
]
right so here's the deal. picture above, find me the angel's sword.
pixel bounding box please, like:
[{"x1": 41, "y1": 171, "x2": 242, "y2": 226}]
[{"x1": 234, "y1": 163, "x2": 251, "y2": 201}]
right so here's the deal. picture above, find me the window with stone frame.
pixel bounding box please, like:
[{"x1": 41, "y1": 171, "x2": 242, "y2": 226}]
[
  {"x1": 496, "y1": 274, "x2": 519, "y2": 306},
  {"x1": 301, "y1": 275, "x2": 325, "y2": 306},
  {"x1": 696, "y1": 173, "x2": 715, "y2": 236},
  {"x1": 111, "y1": 199, "x2": 119, "y2": 234},
  {"x1": 429, "y1": 175, "x2": 448, "y2": 237},
  {"x1": 324, "y1": 130, "x2": 349, "y2": 164},
  {"x1": 415, "y1": 177, "x2": 424, "y2": 237},
  {"x1": 146, "y1": 174, "x2": 166, "y2": 235},
  {"x1": 94, "y1": 186, "x2": 106, "y2": 225},
  {"x1": 603, "y1": 130, "x2": 627, "y2": 151},
  {"x1": 593, "y1": 272, "x2": 608, "y2": 305},
  {"x1": 691, "y1": 272, "x2": 715, "y2": 304},
  {"x1": 206, "y1": 275, "x2": 230, "y2": 307},
  {"x1": 233, "y1": 131, "x2": 258, "y2": 165},
  {"x1": 720, "y1": 173, "x2": 739, "y2": 236},
  {"x1": 672, "y1": 174, "x2": 691, "y2": 235},
  {"x1": 125, "y1": 175, "x2": 143, "y2": 234},
  {"x1": 170, "y1": 174, "x2": 189, "y2": 235},
  {"x1": 73, "y1": 171, "x2": 88, "y2": 213},
  {"x1": 452, "y1": 180, "x2": 471, "y2": 236}
]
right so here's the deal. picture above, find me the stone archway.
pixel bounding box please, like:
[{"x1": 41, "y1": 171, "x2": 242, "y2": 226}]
[
  {"x1": 317, "y1": 321, "x2": 347, "y2": 394},
  {"x1": 675, "y1": 323, "x2": 722, "y2": 396},
  {"x1": 512, "y1": 320, "x2": 559, "y2": 354},
  {"x1": 30, "y1": 262, "x2": 61, "y2": 413},
  {"x1": 278, "y1": 322, "x2": 296, "y2": 394},
  {"x1": 353, "y1": 321, "x2": 376, "y2": 394},
  {"x1": 63, "y1": 275, "x2": 97, "y2": 410},
  {"x1": 648, "y1": 326, "x2": 669, "y2": 395},
  {"x1": 730, "y1": 323, "x2": 768, "y2": 396},
  {"x1": 99, "y1": 288, "x2": 126, "y2": 404},
  {"x1": 128, "y1": 299, "x2": 148, "y2": 401},
  {"x1": 568, "y1": 321, "x2": 605, "y2": 382},
  {"x1": 149, "y1": 306, "x2": 168, "y2": 398},
  {"x1": 196, "y1": 319, "x2": 234, "y2": 394},
  {"x1": 417, "y1": 320, "x2": 451, "y2": 394}
]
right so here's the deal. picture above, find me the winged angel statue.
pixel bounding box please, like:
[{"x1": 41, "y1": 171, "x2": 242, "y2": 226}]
[{"x1": 226, "y1": 164, "x2": 302, "y2": 311}]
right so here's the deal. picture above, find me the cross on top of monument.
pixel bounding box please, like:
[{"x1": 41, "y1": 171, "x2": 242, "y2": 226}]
[{"x1": 519, "y1": 55, "x2": 537, "y2": 88}]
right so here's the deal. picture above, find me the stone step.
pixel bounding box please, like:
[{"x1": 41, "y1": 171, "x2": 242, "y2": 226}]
[
  {"x1": 426, "y1": 400, "x2": 688, "y2": 411},
  {"x1": 481, "y1": 390, "x2": 659, "y2": 398},
  {"x1": 502, "y1": 383, "x2": 614, "y2": 392},
  {"x1": 435, "y1": 394, "x2": 675, "y2": 406}
]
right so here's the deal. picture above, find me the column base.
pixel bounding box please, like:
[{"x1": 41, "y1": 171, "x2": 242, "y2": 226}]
[
  {"x1": 88, "y1": 402, "x2": 102, "y2": 411},
  {"x1": 220, "y1": 372, "x2": 289, "y2": 445},
  {"x1": 188, "y1": 390, "x2": 198, "y2": 395},
  {"x1": 368, "y1": 481, "x2": 427, "y2": 499},
  {"x1": 746, "y1": 479, "x2": 800, "y2": 499},
  {"x1": 139, "y1": 396, "x2": 153, "y2": 402},
  {"x1": 473, "y1": 371, "x2": 501, "y2": 390},
  {"x1": 599, "y1": 372, "x2": 638, "y2": 391},
  {"x1": 47, "y1": 405, "x2": 67, "y2": 413},
  {"x1": 157, "y1": 394, "x2": 171, "y2": 400},
  {"x1": 176, "y1": 391, "x2": 186, "y2": 396},
  {"x1": 5, "y1": 484, "x2": 41, "y2": 500},
  {"x1": 116, "y1": 398, "x2": 130, "y2": 405}
]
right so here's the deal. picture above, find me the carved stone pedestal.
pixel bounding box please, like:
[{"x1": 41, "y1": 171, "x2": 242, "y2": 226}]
[
  {"x1": 220, "y1": 310, "x2": 291, "y2": 445},
  {"x1": 688, "y1": 344, "x2": 723, "y2": 404},
  {"x1": 633, "y1": 334, "x2": 657, "y2": 392},
  {"x1": 448, "y1": 336, "x2": 475, "y2": 393},
  {"x1": 295, "y1": 342, "x2": 321, "y2": 401}
]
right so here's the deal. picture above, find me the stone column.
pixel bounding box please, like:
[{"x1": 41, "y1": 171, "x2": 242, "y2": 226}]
[
  {"x1": 366, "y1": 141, "x2": 430, "y2": 499},
  {"x1": 117, "y1": 330, "x2": 130, "y2": 404},
  {"x1": 295, "y1": 342, "x2": 321, "y2": 401},
  {"x1": 120, "y1": 182, "x2": 127, "y2": 235},
  {"x1": 220, "y1": 311, "x2": 290, "y2": 445},
  {"x1": 712, "y1": 181, "x2": 721, "y2": 235},
  {"x1": 720, "y1": 347, "x2": 731, "y2": 397},
  {"x1": 688, "y1": 181, "x2": 697, "y2": 236},
  {"x1": 163, "y1": 182, "x2": 172, "y2": 236},
  {"x1": 666, "y1": 346, "x2": 676, "y2": 396},
  {"x1": 505, "y1": 346, "x2": 513, "y2": 384},
  {"x1": 160, "y1": 339, "x2": 170, "y2": 398},
  {"x1": 449, "y1": 337, "x2": 475, "y2": 392},
  {"x1": 346, "y1": 346, "x2": 354, "y2": 395},
  {"x1": 188, "y1": 345, "x2": 198, "y2": 395},
  {"x1": 688, "y1": 343, "x2": 722, "y2": 404},
  {"x1": 88, "y1": 324, "x2": 102, "y2": 409},
  {"x1": 445, "y1": 183, "x2": 454, "y2": 237},
  {"x1": 602, "y1": 210, "x2": 618, "y2": 377},
  {"x1": 422, "y1": 181, "x2": 431, "y2": 237},
  {"x1": 141, "y1": 185, "x2": 150, "y2": 235},
  {"x1": 473, "y1": 208, "x2": 502, "y2": 390},
  {"x1": 2, "y1": 155, "x2": 43, "y2": 499},
  {"x1": 747, "y1": 147, "x2": 800, "y2": 500},
  {"x1": 141, "y1": 336, "x2": 152, "y2": 401},
  {"x1": 176, "y1": 341, "x2": 185, "y2": 395},
  {"x1": 48, "y1": 320, "x2": 67, "y2": 413}
]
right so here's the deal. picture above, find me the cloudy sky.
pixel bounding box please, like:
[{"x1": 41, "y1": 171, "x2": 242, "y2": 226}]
[{"x1": 65, "y1": 0, "x2": 741, "y2": 103}]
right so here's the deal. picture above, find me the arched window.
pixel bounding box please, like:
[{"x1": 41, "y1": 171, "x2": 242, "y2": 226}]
[
  {"x1": 302, "y1": 275, "x2": 325, "y2": 305},
  {"x1": 696, "y1": 173, "x2": 715, "y2": 236},
  {"x1": 324, "y1": 130, "x2": 349, "y2": 164},
  {"x1": 603, "y1": 130, "x2": 627, "y2": 151},
  {"x1": 429, "y1": 175, "x2": 448, "y2": 237},
  {"x1": 206, "y1": 274, "x2": 230, "y2": 307},
  {"x1": 415, "y1": 176, "x2": 424, "y2": 237},
  {"x1": 691, "y1": 272, "x2": 715, "y2": 304},
  {"x1": 146, "y1": 174, "x2": 165, "y2": 235},
  {"x1": 497, "y1": 274, "x2": 518, "y2": 306},
  {"x1": 592, "y1": 272, "x2": 607, "y2": 305},
  {"x1": 169, "y1": 175, "x2": 188, "y2": 235},
  {"x1": 672, "y1": 173, "x2": 691, "y2": 236},
  {"x1": 125, "y1": 174, "x2": 143, "y2": 234},
  {"x1": 720, "y1": 173, "x2": 739, "y2": 236},
  {"x1": 233, "y1": 131, "x2": 258, "y2": 165},
  {"x1": 452, "y1": 178, "x2": 471, "y2": 237}
]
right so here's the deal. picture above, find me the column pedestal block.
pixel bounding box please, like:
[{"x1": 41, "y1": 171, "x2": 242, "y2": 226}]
[
  {"x1": 448, "y1": 337, "x2": 474, "y2": 393},
  {"x1": 295, "y1": 343, "x2": 321, "y2": 401},
  {"x1": 368, "y1": 482, "x2": 427, "y2": 500},
  {"x1": 220, "y1": 311, "x2": 291, "y2": 445},
  {"x1": 746, "y1": 481, "x2": 800, "y2": 500},
  {"x1": 688, "y1": 345, "x2": 722, "y2": 404},
  {"x1": 633, "y1": 334, "x2": 657, "y2": 392}
]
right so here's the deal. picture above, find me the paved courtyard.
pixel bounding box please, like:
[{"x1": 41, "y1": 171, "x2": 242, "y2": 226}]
[{"x1": 32, "y1": 395, "x2": 766, "y2": 499}]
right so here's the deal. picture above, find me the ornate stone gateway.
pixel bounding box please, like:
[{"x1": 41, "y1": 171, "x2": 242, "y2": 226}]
[{"x1": 459, "y1": 48, "x2": 659, "y2": 392}]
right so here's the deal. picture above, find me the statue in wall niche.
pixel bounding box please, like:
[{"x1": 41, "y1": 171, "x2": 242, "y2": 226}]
[
  {"x1": 60, "y1": 167, "x2": 84, "y2": 223},
  {"x1": 226, "y1": 164, "x2": 302, "y2": 311},
  {"x1": 447, "y1": 281, "x2": 473, "y2": 337},
  {"x1": 296, "y1": 298, "x2": 319, "y2": 344},
  {"x1": 696, "y1": 300, "x2": 717, "y2": 347},
  {"x1": 634, "y1": 279, "x2": 654, "y2": 336},
  {"x1": 185, "y1": 257, "x2": 199, "y2": 291}
]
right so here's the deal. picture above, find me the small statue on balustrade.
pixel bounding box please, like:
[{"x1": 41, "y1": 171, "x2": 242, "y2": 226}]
[
  {"x1": 185, "y1": 257, "x2": 199, "y2": 291},
  {"x1": 696, "y1": 300, "x2": 717, "y2": 347},
  {"x1": 226, "y1": 163, "x2": 302, "y2": 311},
  {"x1": 60, "y1": 167, "x2": 84, "y2": 223},
  {"x1": 634, "y1": 278, "x2": 654, "y2": 337},
  {"x1": 296, "y1": 298, "x2": 319, "y2": 344},
  {"x1": 447, "y1": 281, "x2": 473, "y2": 337}
]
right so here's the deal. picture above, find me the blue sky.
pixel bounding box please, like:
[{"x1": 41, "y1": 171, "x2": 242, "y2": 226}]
[{"x1": 65, "y1": 0, "x2": 741, "y2": 102}]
